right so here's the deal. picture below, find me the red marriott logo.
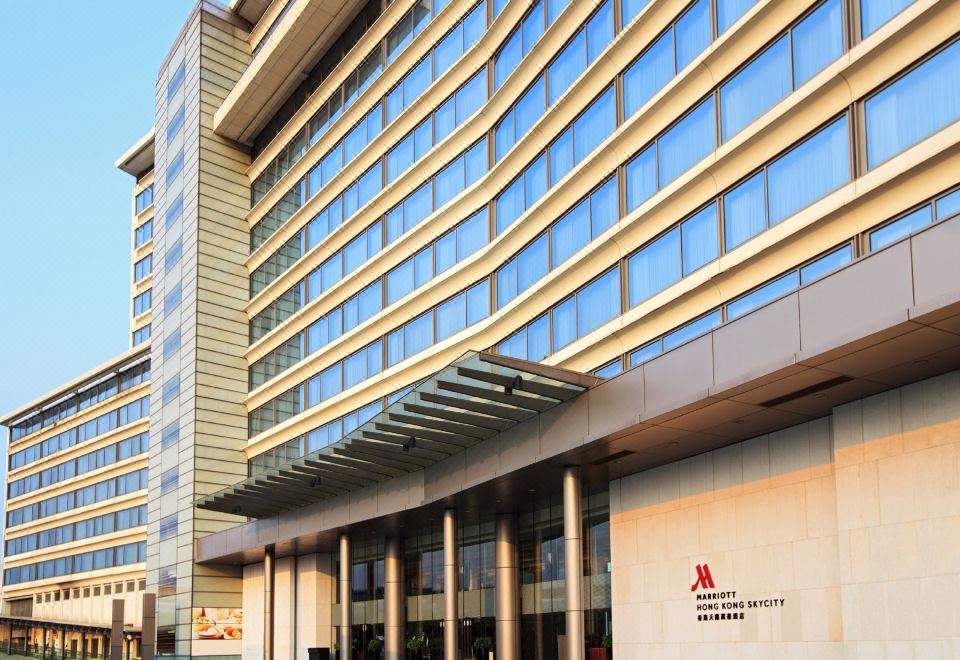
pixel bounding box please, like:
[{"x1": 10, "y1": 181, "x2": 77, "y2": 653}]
[{"x1": 690, "y1": 564, "x2": 715, "y2": 592}]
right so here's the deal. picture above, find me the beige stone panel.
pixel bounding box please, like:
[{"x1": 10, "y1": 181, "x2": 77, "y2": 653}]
[
  {"x1": 274, "y1": 556, "x2": 296, "y2": 660},
  {"x1": 243, "y1": 562, "x2": 265, "y2": 660}
]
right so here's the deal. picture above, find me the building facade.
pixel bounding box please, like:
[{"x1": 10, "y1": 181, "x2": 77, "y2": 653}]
[{"x1": 5, "y1": 0, "x2": 960, "y2": 658}]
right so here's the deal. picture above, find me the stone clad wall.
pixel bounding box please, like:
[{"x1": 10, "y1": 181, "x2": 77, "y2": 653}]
[{"x1": 610, "y1": 370, "x2": 960, "y2": 659}]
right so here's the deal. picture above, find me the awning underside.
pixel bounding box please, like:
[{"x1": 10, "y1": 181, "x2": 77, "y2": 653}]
[{"x1": 197, "y1": 351, "x2": 600, "y2": 518}]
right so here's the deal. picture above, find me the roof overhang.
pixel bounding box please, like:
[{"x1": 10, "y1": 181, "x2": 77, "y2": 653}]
[
  {"x1": 197, "y1": 352, "x2": 601, "y2": 518},
  {"x1": 115, "y1": 129, "x2": 156, "y2": 178},
  {"x1": 231, "y1": 0, "x2": 273, "y2": 25},
  {"x1": 1, "y1": 346, "x2": 150, "y2": 428},
  {"x1": 196, "y1": 213, "x2": 960, "y2": 565},
  {"x1": 213, "y1": 0, "x2": 370, "y2": 144}
]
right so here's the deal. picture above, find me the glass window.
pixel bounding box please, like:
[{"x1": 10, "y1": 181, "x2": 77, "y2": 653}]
[
  {"x1": 869, "y1": 206, "x2": 932, "y2": 250},
  {"x1": 549, "y1": 30, "x2": 586, "y2": 105},
  {"x1": 495, "y1": 29, "x2": 522, "y2": 89},
  {"x1": 799, "y1": 244, "x2": 852, "y2": 284},
  {"x1": 681, "y1": 204, "x2": 718, "y2": 274},
  {"x1": 623, "y1": 31, "x2": 674, "y2": 118},
  {"x1": 577, "y1": 267, "x2": 621, "y2": 338},
  {"x1": 662, "y1": 310, "x2": 722, "y2": 349},
  {"x1": 723, "y1": 171, "x2": 766, "y2": 249},
  {"x1": 456, "y1": 69, "x2": 487, "y2": 123},
  {"x1": 659, "y1": 96, "x2": 715, "y2": 187},
  {"x1": 586, "y1": 1, "x2": 613, "y2": 62},
  {"x1": 628, "y1": 228, "x2": 681, "y2": 307},
  {"x1": 496, "y1": 177, "x2": 524, "y2": 234},
  {"x1": 622, "y1": 0, "x2": 650, "y2": 26},
  {"x1": 720, "y1": 36, "x2": 791, "y2": 142},
  {"x1": 573, "y1": 86, "x2": 616, "y2": 164},
  {"x1": 552, "y1": 200, "x2": 590, "y2": 267},
  {"x1": 865, "y1": 41, "x2": 960, "y2": 169},
  {"x1": 717, "y1": 0, "x2": 755, "y2": 33},
  {"x1": 550, "y1": 128, "x2": 574, "y2": 186},
  {"x1": 405, "y1": 312, "x2": 434, "y2": 359},
  {"x1": 553, "y1": 296, "x2": 577, "y2": 350},
  {"x1": 675, "y1": 0, "x2": 711, "y2": 71},
  {"x1": 727, "y1": 273, "x2": 798, "y2": 319},
  {"x1": 591, "y1": 175, "x2": 619, "y2": 237},
  {"x1": 518, "y1": 234, "x2": 549, "y2": 293},
  {"x1": 768, "y1": 115, "x2": 849, "y2": 224},
  {"x1": 792, "y1": 0, "x2": 843, "y2": 87},
  {"x1": 387, "y1": 259, "x2": 415, "y2": 304},
  {"x1": 516, "y1": 76, "x2": 546, "y2": 144},
  {"x1": 861, "y1": 0, "x2": 915, "y2": 37},
  {"x1": 937, "y1": 189, "x2": 960, "y2": 219},
  {"x1": 466, "y1": 281, "x2": 489, "y2": 324},
  {"x1": 436, "y1": 293, "x2": 467, "y2": 341},
  {"x1": 497, "y1": 259, "x2": 518, "y2": 308},
  {"x1": 626, "y1": 145, "x2": 657, "y2": 211}
]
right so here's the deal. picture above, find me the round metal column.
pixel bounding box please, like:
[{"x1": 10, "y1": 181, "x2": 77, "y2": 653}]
[
  {"x1": 339, "y1": 533, "x2": 352, "y2": 660},
  {"x1": 264, "y1": 545, "x2": 275, "y2": 660},
  {"x1": 384, "y1": 537, "x2": 405, "y2": 660},
  {"x1": 563, "y1": 466, "x2": 585, "y2": 660},
  {"x1": 442, "y1": 508, "x2": 458, "y2": 660},
  {"x1": 495, "y1": 513, "x2": 520, "y2": 660}
]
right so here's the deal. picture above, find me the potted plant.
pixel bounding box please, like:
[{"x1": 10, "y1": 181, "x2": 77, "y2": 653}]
[
  {"x1": 472, "y1": 636, "x2": 492, "y2": 660},
  {"x1": 368, "y1": 638, "x2": 383, "y2": 659},
  {"x1": 406, "y1": 635, "x2": 425, "y2": 659},
  {"x1": 589, "y1": 633, "x2": 612, "y2": 660}
]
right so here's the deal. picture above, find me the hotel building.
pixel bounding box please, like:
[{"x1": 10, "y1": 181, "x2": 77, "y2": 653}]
[{"x1": 4, "y1": 0, "x2": 960, "y2": 658}]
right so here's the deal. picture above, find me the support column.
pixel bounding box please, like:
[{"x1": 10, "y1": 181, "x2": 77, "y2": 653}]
[
  {"x1": 140, "y1": 593, "x2": 155, "y2": 660},
  {"x1": 264, "y1": 546, "x2": 275, "y2": 660},
  {"x1": 384, "y1": 537, "x2": 405, "y2": 660},
  {"x1": 442, "y1": 509, "x2": 458, "y2": 660},
  {"x1": 6, "y1": 623, "x2": 12, "y2": 655},
  {"x1": 41, "y1": 627, "x2": 47, "y2": 660},
  {"x1": 110, "y1": 601, "x2": 123, "y2": 660},
  {"x1": 495, "y1": 514, "x2": 520, "y2": 660},
  {"x1": 338, "y1": 533, "x2": 352, "y2": 660},
  {"x1": 563, "y1": 466, "x2": 585, "y2": 660},
  {"x1": 60, "y1": 629, "x2": 66, "y2": 660},
  {"x1": 80, "y1": 631, "x2": 86, "y2": 660}
]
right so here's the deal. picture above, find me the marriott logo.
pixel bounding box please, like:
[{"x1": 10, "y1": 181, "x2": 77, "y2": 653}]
[{"x1": 690, "y1": 564, "x2": 715, "y2": 592}]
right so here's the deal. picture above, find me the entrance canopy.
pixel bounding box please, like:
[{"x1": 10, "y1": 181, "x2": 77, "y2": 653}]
[{"x1": 197, "y1": 351, "x2": 601, "y2": 519}]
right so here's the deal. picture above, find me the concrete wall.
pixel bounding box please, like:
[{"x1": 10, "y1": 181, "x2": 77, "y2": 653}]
[{"x1": 610, "y1": 370, "x2": 960, "y2": 659}]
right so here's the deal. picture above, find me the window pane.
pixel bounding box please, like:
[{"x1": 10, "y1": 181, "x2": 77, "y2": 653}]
[
  {"x1": 458, "y1": 210, "x2": 488, "y2": 260},
  {"x1": 518, "y1": 315, "x2": 545, "y2": 362},
  {"x1": 516, "y1": 76, "x2": 546, "y2": 141},
  {"x1": 869, "y1": 206, "x2": 932, "y2": 250},
  {"x1": 586, "y1": 1, "x2": 614, "y2": 62},
  {"x1": 681, "y1": 204, "x2": 718, "y2": 275},
  {"x1": 865, "y1": 42, "x2": 960, "y2": 169},
  {"x1": 466, "y1": 281, "x2": 490, "y2": 324},
  {"x1": 727, "y1": 273, "x2": 798, "y2": 319},
  {"x1": 577, "y1": 268, "x2": 621, "y2": 338},
  {"x1": 720, "y1": 36, "x2": 791, "y2": 142},
  {"x1": 456, "y1": 70, "x2": 487, "y2": 124},
  {"x1": 626, "y1": 145, "x2": 657, "y2": 211},
  {"x1": 387, "y1": 259, "x2": 415, "y2": 304},
  {"x1": 405, "y1": 313, "x2": 434, "y2": 358},
  {"x1": 792, "y1": 0, "x2": 843, "y2": 87},
  {"x1": 436, "y1": 294, "x2": 467, "y2": 341},
  {"x1": 623, "y1": 31, "x2": 674, "y2": 118},
  {"x1": 550, "y1": 128, "x2": 574, "y2": 186},
  {"x1": 630, "y1": 341, "x2": 663, "y2": 366},
  {"x1": 937, "y1": 189, "x2": 960, "y2": 220},
  {"x1": 622, "y1": 0, "x2": 650, "y2": 26},
  {"x1": 799, "y1": 244, "x2": 852, "y2": 284},
  {"x1": 574, "y1": 86, "x2": 616, "y2": 164},
  {"x1": 861, "y1": 0, "x2": 914, "y2": 37},
  {"x1": 496, "y1": 177, "x2": 524, "y2": 234},
  {"x1": 628, "y1": 228, "x2": 681, "y2": 307},
  {"x1": 717, "y1": 0, "x2": 755, "y2": 33},
  {"x1": 495, "y1": 29, "x2": 522, "y2": 89},
  {"x1": 552, "y1": 200, "x2": 590, "y2": 267},
  {"x1": 675, "y1": 0, "x2": 711, "y2": 71},
  {"x1": 662, "y1": 310, "x2": 722, "y2": 350},
  {"x1": 497, "y1": 259, "x2": 518, "y2": 308},
  {"x1": 591, "y1": 176, "x2": 619, "y2": 237},
  {"x1": 549, "y1": 30, "x2": 586, "y2": 105},
  {"x1": 723, "y1": 171, "x2": 766, "y2": 249},
  {"x1": 768, "y1": 116, "x2": 849, "y2": 224},
  {"x1": 518, "y1": 234, "x2": 549, "y2": 293},
  {"x1": 658, "y1": 97, "x2": 716, "y2": 187},
  {"x1": 552, "y1": 297, "x2": 577, "y2": 350}
]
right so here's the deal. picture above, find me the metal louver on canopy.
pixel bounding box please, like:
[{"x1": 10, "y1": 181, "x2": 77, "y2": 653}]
[{"x1": 196, "y1": 351, "x2": 601, "y2": 519}]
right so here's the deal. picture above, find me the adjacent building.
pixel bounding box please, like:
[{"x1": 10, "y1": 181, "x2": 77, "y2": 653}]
[{"x1": 4, "y1": 0, "x2": 960, "y2": 658}]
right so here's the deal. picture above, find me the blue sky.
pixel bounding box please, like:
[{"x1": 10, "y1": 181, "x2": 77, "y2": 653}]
[{"x1": 0, "y1": 3, "x2": 193, "y2": 491}]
